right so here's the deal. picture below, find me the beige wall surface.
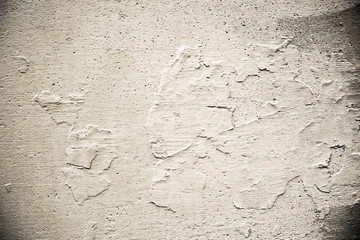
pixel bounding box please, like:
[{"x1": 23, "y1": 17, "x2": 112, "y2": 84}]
[{"x1": 0, "y1": 0, "x2": 359, "y2": 239}]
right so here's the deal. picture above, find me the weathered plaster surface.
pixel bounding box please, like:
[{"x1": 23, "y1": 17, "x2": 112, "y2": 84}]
[{"x1": 0, "y1": 0, "x2": 359, "y2": 239}]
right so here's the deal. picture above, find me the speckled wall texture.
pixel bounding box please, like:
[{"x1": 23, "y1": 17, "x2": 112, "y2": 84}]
[{"x1": 0, "y1": 0, "x2": 359, "y2": 239}]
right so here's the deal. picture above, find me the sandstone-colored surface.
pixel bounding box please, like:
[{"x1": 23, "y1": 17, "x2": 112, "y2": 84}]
[{"x1": 0, "y1": 0, "x2": 359, "y2": 239}]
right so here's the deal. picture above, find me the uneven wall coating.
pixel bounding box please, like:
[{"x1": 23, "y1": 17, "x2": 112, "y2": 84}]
[{"x1": 0, "y1": 0, "x2": 359, "y2": 239}]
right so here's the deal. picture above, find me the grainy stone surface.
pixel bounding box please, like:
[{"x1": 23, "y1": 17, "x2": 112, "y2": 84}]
[{"x1": 0, "y1": 0, "x2": 359, "y2": 239}]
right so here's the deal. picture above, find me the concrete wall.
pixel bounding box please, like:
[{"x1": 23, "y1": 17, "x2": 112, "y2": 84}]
[{"x1": 0, "y1": 0, "x2": 359, "y2": 239}]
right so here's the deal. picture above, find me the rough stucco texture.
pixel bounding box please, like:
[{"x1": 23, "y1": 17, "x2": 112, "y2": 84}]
[{"x1": 0, "y1": 0, "x2": 359, "y2": 239}]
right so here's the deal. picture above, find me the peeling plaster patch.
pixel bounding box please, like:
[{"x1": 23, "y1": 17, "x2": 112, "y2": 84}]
[
  {"x1": 224, "y1": 45, "x2": 357, "y2": 213},
  {"x1": 35, "y1": 90, "x2": 118, "y2": 204},
  {"x1": 147, "y1": 41, "x2": 359, "y2": 217},
  {"x1": 63, "y1": 125, "x2": 118, "y2": 204},
  {"x1": 34, "y1": 90, "x2": 85, "y2": 124}
]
